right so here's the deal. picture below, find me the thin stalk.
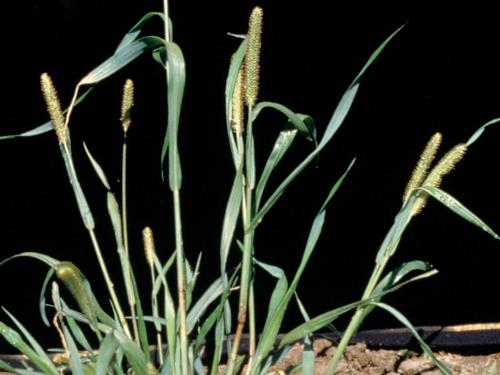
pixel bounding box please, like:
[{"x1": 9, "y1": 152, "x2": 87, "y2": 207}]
[
  {"x1": 122, "y1": 133, "x2": 139, "y2": 344},
  {"x1": 61, "y1": 141, "x2": 132, "y2": 338},
  {"x1": 161, "y1": 1, "x2": 188, "y2": 373},
  {"x1": 149, "y1": 265, "x2": 164, "y2": 366},
  {"x1": 327, "y1": 225, "x2": 406, "y2": 374},
  {"x1": 88, "y1": 228, "x2": 131, "y2": 338},
  {"x1": 227, "y1": 108, "x2": 255, "y2": 375},
  {"x1": 245, "y1": 282, "x2": 256, "y2": 375},
  {"x1": 173, "y1": 188, "x2": 189, "y2": 375}
]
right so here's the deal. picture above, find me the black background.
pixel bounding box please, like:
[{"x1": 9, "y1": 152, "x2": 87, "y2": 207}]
[{"x1": 3, "y1": 1, "x2": 500, "y2": 352}]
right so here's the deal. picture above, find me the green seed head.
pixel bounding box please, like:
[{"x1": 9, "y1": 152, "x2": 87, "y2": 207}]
[
  {"x1": 403, "y1": 132, "x2": 442, "y2": 204},
  {"x1": 40, "y1": 73, "x2": 67, "y2": 145},
  {"x1": 245, "y1": 6, "x2": 263, "y2": 107},
  {"x1": 411, "y1": 143, "x2": 467, "y2": 216},
  {"x1": 423, "y1": 143, "x2": 467, "y2": 188},
  {"x1": 121, "y1": 79, "x2": 135, "y2": 132},
  {"x1": 55, "y1": 261, "x2": 95, "y2": 322},
  {"x1": 231, "y1": 65, "x2": 245, "y2": 134},
  {"x1": 142, "y1": 226, "x2": 156, "y2": 268}
]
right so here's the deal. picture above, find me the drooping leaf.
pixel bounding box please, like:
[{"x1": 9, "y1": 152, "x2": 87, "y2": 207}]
[
  {"x1": 420, "y1": 186, "x2": 500, "y2": 240},
  {"x1": 373, "y1": 302, "x2": 453, "y2": 375},
  {"x1": 161, "y1": 42, "x2": 186, "y2": 188}
]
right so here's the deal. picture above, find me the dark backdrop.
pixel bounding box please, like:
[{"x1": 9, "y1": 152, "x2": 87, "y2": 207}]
[{"x1": 3, "y1": 1, "x2": 500, "y2": 351}]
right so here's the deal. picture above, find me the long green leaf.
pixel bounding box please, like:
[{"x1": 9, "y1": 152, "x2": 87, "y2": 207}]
[
  {"x1": 225, "y1": 40, "x2": 247, "y2": 166},
  {"x1": 62, "y1": 322, "x2": 85, "y2": 375},
  {"x1": 351, "y1": 24, "x2": 405, "y2": 85},
  {"x1": 0, "y1": 321, "x2": 57, "y2": 375},
  {"x1": 80, "y1": 37, "x2": 164, "y2": 85},
  {"x1": 421, "y1": 186, "x2": 500, "y2": 240},
  {"x1": 255, "y1": 128, "x2": 298, "y2": 209},
  {"x1": 0, "y1": 252, "x2": 59, "y2": 269},
  {"x1": 219, "y1": 160, "x2": 244, "y2": 274},
  {"x1": 39, "y1": 267, "x2": 55, "y2": 327},
  {"x1": 250, "y1": 86, "x2": 359, "y2": 231},
  {"x1": 161, "y1": 42, "x2": 186, "y2": 187},
  {"x1": 466, "y1": 117, "x2": 500, "y2": 146},
  {"x1": 186, "y1": 277, "x2": 224, "y2": 333},
  {"x1": 252, "y1": 102, "x2": 316, "y2": 142},
  {"x1": 83, "y1": 142, "x2": 111, "y2": 190},
  {"x1": 252, "y1": 160, "x2": 354, "y2": 371},
  {"x1": 279, "y1": 268, "x2": 438, "y2": 349},
  {"x1": 96, "y1": 332, "x2": 120, "y2": 375},
  {"x1": 373, "y1": 302, "x2": 453, "y2": 375},
  {"x1": 114, "y1": 330, "x2": 148, "y2": 375},
  {"x1": 3, "y1": 309, "x2": 53, "y2": 367}
]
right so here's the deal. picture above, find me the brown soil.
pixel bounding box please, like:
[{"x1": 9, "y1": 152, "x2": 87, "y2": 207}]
[{"x1": 266, "y1": 339, "x2": 500, "y2": 375}]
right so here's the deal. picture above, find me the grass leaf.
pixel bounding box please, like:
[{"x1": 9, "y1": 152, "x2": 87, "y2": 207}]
[
  {"x1": 420, "y1": 186, "x2": 500, "y2": 240},
  {"x1": 80, "y1": 37, "x2": 164, "y2": 86},
  {"x1": 161, "y1": 42, "x2": 186, "y2": 188},
  {"x1": 252, "y1": 102, "x2": 316, "y2": 142},
  {"x1": 0, "y1": 321, "x2": 57, "y2": 375},
  {"x1": 373, "y1": 302, "x2": 453, "y2": 375},
  {"x1": 255, "y1": 128, "x2": 298, "y2": 209},
  {"x1": 466, "y1": 117, "x2": 500, "y2": 146},
  {"x1": 225, "y1": 40, "x2": 247, "y2": 166},
  {"x1": 96, "y1": 332, "x2": 120, "y2": 375}
]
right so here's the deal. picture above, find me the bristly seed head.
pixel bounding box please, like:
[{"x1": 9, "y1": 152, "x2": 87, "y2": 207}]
[
  {"x1": 231, "y1": 65, "x2": 245, "y2": 134},
  {"x1": 410, "y1": 143, "x2": 467, "y2": 216},
  {"x1": 142, "y1": 226, "x2": 156, "y2": 268},
  {"x1": 121, "y1": 79, "x2": 135, "y2": 132},
  {"x1": 423, "y1": 143, "x2": 467, "y2": 188},
  {"x1": 40, "y1": 73, "x2": 67, "y2": 145},
  {"x1": 403, "y1": 132, "x2": 442, "y2": 204},
  {"x1": 245, "y1": 6, "x2": 263, "y2": 107}
]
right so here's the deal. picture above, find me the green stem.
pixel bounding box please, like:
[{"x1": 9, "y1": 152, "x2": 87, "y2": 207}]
[
  {"x1": 149, "y1": 265, "x2": 164, "y2": 366},
  {"x1": 327, "y1": 249, "x2": 392, "y2": 374},
  {"x1": 227, "y1": 109, "x2": 256, "y2": 375},
  {"x1": 88, "y1": 228, "x2": 131, "y2": 338},
  {"x1": 173, "y1": 188, "x2": 189, "y2": 375},
  {"x1": 122, "y1": 135, "x2": 139, "y2": 344}
]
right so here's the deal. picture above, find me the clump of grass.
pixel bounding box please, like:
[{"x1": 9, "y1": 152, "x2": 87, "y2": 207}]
[{"x1": 1, "y1": 2, "x2": 500, "y2": 375}]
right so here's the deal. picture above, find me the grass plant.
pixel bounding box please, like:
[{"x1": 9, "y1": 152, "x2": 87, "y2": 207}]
[{"x1": 1, "y1": 3, "x2": 500, "y2": 375}]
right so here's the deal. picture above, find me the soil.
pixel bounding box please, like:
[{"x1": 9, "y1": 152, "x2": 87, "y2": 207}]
[{"x1": 266, "y1": 339, "x2": 500, "y2": 375}]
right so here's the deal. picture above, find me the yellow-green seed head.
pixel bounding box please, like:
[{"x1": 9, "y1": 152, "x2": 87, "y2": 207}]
[
  {"x1": 121, "y1": 79, "x2": 134, "y2": 132},
  {"x1": 40, "y1": 73, "x2": 67, "y2": 144},
  {"x1": 403, "y1": 132, "x2": 442, "y2": 204},
  {"x1": 231, "y1": 65, "x2": 245, "y2": 134},
  {"x1": 411, "y1": 143, "x2": 467, "y2": 216},
  {"x1": 142, "y1": 226, "x2": 156, "y2": 268},
  {"x1": 55, "y1": 261, "x2": 95, "y2": 322},
  {"x1": 423, "y1": 143, "x2": 467, "y2": 188},
  {"x1": 245, "y1": 6, "x2": 263, "y2": 107}
]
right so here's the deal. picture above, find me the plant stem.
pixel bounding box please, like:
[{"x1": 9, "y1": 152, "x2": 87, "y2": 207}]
[
  {"x1": 173, "y1": 188, "x2": 189, "y2": 375},
  {"x1": 122, "y1": 134, "x2": 139, "y2": 344},
  {"x1": 88, "y1": 228, "x2": 132, "y2": 338},
  {"x1": 327, "y1": 248, "x2": 392, "y2": 374},
  {"x1": 227, "y1": 109, "x2": 256, "y2": 375}
]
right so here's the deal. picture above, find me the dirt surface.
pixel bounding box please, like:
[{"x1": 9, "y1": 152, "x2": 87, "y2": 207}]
[{"x1": 267, "y1": 339, "x2": 500, "y2": 374}]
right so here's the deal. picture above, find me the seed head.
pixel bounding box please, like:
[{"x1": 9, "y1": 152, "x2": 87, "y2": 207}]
[
  {"x1": 121, "y1": 79, "x2": 135, "y2": 132},
  {"x1": 55, "y1": 261, "x2": 95, "y2": 322},
  {"x1": 231, "y1": 65, "x2": 245, "y2": 134},
  {"x1": 142, "y1": 226, "x2": 156, "y2": 268},
  {"x1": 411, "y1": 143, "x2": 467, "y2": 216},
  {"x1": 40, "y1": 73, "x2": 67, "y2": 144},
  {"x1": 245, "y1": 6, "x2": 263, "y2": 107},
  {"x1": 403, "y1": 132, "x2": 442, "y2": 204}
]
